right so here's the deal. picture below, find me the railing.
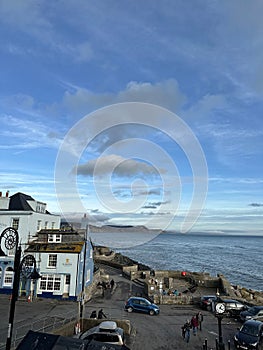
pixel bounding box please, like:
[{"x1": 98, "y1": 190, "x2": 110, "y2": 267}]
[{"x1": 0, "y1": 309, "x2": 78, "y2": 350}]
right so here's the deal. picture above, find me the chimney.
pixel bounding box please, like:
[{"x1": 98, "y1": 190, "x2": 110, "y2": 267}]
[{"x1": 0, "y1": 191, "x2": 10, "y2": 210}]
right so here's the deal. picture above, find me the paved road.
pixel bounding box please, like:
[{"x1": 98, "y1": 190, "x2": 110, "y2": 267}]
[
  {"x1": 84, "y1": 264, "x2": 240, "y2": 350},
  {"x1": 0, "y1": 265, "x2": 241, "y2": 349}
]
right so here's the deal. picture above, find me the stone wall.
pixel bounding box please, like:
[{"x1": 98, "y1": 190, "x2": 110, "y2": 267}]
[{"x1": 52, "y1": 318, "x2": 131, "y2": 337}]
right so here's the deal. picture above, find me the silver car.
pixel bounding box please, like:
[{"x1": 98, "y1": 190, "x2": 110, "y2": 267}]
[
  {"x1": 240, "y1": 306, "x2": 263, "y2": 322},
  {"x1": 78, "y1": 321, "x2": 125, "y2": 346}
]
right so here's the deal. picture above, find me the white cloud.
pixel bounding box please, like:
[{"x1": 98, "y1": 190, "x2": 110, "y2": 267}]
[
  {"x1": 62, "y1": 79, "x2": 186, "y2": 114},
  {"x1": 76, "y1": 154, "x2": 162, "y2": 177}
]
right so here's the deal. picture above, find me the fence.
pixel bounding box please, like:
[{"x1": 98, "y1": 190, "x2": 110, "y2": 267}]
[{"x1": 0, "y1": 309, "x2": 78, "y2": 350}]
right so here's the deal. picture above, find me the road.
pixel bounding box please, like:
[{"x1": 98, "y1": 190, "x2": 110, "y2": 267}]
[{"x1": 0, "y1": 264, "x2": 241, "y2": 349}]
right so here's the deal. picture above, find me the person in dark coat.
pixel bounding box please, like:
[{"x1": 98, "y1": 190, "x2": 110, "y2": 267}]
[
  {"x1": 182, "y1": 319, "x2": 192, "y2": 343},
  {"x1": 98, "y1": 308, "x2": 107, "y2": 319},
  {"x1": 196, "y1": 311, "x2": 204, "y2": 330},
  {"x1": 90, "y1": 310, "x2": 97, "y2": 318}
]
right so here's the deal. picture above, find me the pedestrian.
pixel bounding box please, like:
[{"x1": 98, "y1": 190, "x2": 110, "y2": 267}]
[
  {"x1": 90, "y1": 310, "x2": 97, "y2": 319},
  {"x1": 182, "y1": 319, "x2": 192, "y2": 343},
  {"x1": 197, "y1": 311, "x2": 204, "y2": 331},
  {"x1": 98, "y1": 308, "x2": 107, "y2": 319},
  {"x1": 191, "y1": 315, "x2": 198, "y2": 336},
  {"x1": 110, "y1": 279, "x2": 115, "y2": 290}
]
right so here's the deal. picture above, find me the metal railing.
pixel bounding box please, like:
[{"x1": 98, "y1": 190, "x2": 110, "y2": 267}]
[{"x1": 0, "y1": 309, "x2": 78, "y2": 350}]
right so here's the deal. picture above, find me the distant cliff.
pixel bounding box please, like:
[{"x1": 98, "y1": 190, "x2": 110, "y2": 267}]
[{"x1": 89, "y1": 224, "x2": 158, "y2": 233}]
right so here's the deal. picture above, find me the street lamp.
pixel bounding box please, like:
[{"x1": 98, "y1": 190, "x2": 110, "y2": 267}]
[
  {"x1": 215, "y1": 300, "x2": 226, "y2": 350},
  {"x1": 0, "y1": 227, "x2": 40, "y2": 350}
]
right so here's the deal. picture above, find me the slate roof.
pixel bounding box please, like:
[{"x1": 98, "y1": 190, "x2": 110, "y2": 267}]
[
  {"x1": 8, "y1": 192, "x2": 34, "y2": 211},
  {"x1": 25, "y1": 242, "x2": 84, "y2": 254},
  {"x1": 7, "y1": 192, "x2": 51, "y2": 213}
]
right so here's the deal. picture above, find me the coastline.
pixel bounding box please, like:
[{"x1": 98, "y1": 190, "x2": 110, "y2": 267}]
[{"x1": 94, "y1": 245, "x2": 263, "y2": 305}]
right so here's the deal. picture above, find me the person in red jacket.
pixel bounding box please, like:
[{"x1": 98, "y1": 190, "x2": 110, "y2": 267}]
[{"x1": 191, "y1": 315, "x2": 198, "y2": 335}]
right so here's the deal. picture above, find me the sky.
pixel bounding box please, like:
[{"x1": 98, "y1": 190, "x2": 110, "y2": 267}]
[{"x1": 1, "y1": 0, "x2": 263, "y2": 235}]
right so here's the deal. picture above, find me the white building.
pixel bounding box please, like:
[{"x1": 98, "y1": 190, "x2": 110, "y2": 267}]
[
  {"x1": 0, "y1": 191, "x2": 61, "y2": 250},
  {"x1": 0, "y1": 191, "x2": 61, "y2": 294},
  {"x1": 24, "y1": 229, "x2": 94, "y2": 300}
]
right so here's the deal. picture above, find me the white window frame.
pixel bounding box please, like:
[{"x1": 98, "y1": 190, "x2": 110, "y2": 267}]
[
  {"x1": 39, "y1": 274, "x2": 61, "y2": 292},
  {"x1": 12, "y1": 218, "x2": 19, "y2": 230},
  {"x1": 37, "y1": 220, "x2": 42, "y2": 231},
  {"x1": 4, "y1": 267, "x2": 14, "y2": 287},
  {"x1": 47, "y1": 254, "x2": 57, "y2": 268}
]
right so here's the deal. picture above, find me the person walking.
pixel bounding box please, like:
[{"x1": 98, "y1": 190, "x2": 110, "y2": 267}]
[
  {"x1": 191, "y1": 315, "x2": 198, "y2": 336},
  {"x1": 197, "y1": 311, "x2": 204, "y2": 331},
  {"x1": 98, "y1": 308, "x2": 107, "y2": 319},
  {"x1": 90, "y1": 310, "x2": 97, "y2": 319},
  {"x1": 182, "y1": 319, "x2": 192, "y2": 343}
]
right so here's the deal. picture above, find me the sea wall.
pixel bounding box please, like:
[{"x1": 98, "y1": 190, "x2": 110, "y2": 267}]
[{"x1": 94, "y1": 246, "x2": 263, "y2": 306}]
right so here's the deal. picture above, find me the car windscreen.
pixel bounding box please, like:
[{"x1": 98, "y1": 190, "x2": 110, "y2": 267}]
[
  {"x1": 248, "y1": 307, "x2": 258, "y2": 315},
  {"x1": 241, "y1": 324, "x2": 259, "y2": 337},
  {"x1": 87, "y1": 333, "x2": 120, "y2": 343}
]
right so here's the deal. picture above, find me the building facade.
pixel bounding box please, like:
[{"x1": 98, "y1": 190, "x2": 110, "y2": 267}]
[
  {"x1": 24, "y1": 229, "x2": 94, "y2": 301},
  {"x1": 0, "y1": 192, "x2": 60, "y2": 294}
]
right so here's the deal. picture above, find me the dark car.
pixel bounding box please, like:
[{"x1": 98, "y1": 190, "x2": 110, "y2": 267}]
[
  {"x1": 240, "y1": 306, "x2": 263, "y2": 323},
  {"x1": 200, "y1": 295, "x2": 217, "y2": 311},
  {"x1": 218, "y1": 298, "x2": 247, "y2": 317},
  {"x1": 234, "y1": 320, "x2": 263, "y2": 349},
  {"x1": 125, "y1": 296, "x2": 160, "y2": 316}
]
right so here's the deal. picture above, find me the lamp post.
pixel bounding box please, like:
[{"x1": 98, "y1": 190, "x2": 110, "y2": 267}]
[{"x1": 0, "y1": 227, "x2": 40, "y2": 350}]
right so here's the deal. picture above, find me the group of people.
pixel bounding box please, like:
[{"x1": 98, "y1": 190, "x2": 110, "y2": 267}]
[
  {"x1": 162, "y1": 289, "x2": 180, "y2": 296},
  {"x1": 90, "y1": 308, "x2": 107, "y2": 319},
  {"x1": 181, "y1": 312, "x2": 203, "y2": 343}
]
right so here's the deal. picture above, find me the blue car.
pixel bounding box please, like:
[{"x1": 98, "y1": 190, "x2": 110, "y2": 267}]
[
  {"x1": 125, "y1": 297, "x2": 160, "y2": 316},
  {"x1": 234, "y1": 320, "x2": 263, "y2": 349}
]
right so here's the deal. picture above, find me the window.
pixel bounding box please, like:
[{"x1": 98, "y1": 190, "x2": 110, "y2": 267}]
[
  {"x1": 44, "y1": 221, "x2": 48, "y2": 229},
  {"x1": 65, "y1": 275, "x2": 70, "y2": 285},
  {"x1": 48, "y1": 234, "x2": 61, "y2": 243},
  {"x1": 51, "y1": 222, "x2": 55, "y2": 229},
  {"x1": 48, "y1": 254, "x2": 57, "y2": 268},
  {"x1": 37, "y1": 220, "x2": 42, "y2": 231},
  {"x1": 39, "y1": 274, "x2": 61, "y2": 292},
  {"x1": 12, "y1": 218, "x2": 19, "y2": 230},
  {"x1": 4, "y1": 267, "x2": 14, "y2": 286}
]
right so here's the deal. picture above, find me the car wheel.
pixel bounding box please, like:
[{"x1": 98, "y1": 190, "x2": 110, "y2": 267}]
[
  {"x1": 207, "y1": 305, "x2": 212, "y2": 311},
  {"x1": 127, "y1": 307, "x2": 133, "y2": 313},
  {"x1": 149, "y1": 310, "x2": 155, "y2": 316}
]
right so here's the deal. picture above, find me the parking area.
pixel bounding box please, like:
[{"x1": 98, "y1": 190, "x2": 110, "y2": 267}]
[{"x1": 0, "y1": 265, "x2": 243, "y2": 349}]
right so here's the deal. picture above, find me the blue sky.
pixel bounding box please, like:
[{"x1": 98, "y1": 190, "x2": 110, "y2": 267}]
[{"x1": 1, "y1": 0, "x2": 263, "y2": 235}]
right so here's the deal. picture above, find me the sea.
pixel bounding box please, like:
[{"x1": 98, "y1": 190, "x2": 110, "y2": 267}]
[{"x1": 89, "y1": 231, "x2": 263, "y2": 292}]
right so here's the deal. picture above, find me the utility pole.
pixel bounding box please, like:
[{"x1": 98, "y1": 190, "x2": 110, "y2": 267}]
[{"x1": 79, "y1": 225, "x2": 88, "y2": 322}]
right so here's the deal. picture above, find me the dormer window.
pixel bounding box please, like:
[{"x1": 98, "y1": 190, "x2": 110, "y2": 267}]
[{"x1": 48, "y1": 234, "x2": 62, "y2": 243}]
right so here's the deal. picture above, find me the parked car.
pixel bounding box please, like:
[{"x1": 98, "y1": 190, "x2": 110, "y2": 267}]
[
  {"x1": 200, "y1": 295, "x2": 217, "y2": 311},
  {"x1": 125, "y1": 296, "x2": 160, "y2": 315},
  {"x1": 240, "y1": 306, "x2": 263, "y2": 323},
  {"x1": 78, "y1": 321, "x2": 125, "y2": 346},
  {"x1": 234, "y1": 319, "x2": 263, "y2": 349},
  {"x1": 218, "y1": 298, "x2": 247, "y2": 317}
]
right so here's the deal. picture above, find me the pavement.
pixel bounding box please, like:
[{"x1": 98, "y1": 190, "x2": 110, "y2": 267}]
[{"x1": 0, "y1": 264, "x2": 242, "y2": 349}]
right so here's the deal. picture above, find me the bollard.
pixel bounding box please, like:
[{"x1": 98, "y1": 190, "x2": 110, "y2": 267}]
[
  {"x1": 216, "y1": 338, "x2": 219, "y2": 350},
  {"x1": 205, "y1": 338, "x2": 208, "y2": 350},
  {"x1": 227, "y1": 340, "x2": 231, "y2": 350}
]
